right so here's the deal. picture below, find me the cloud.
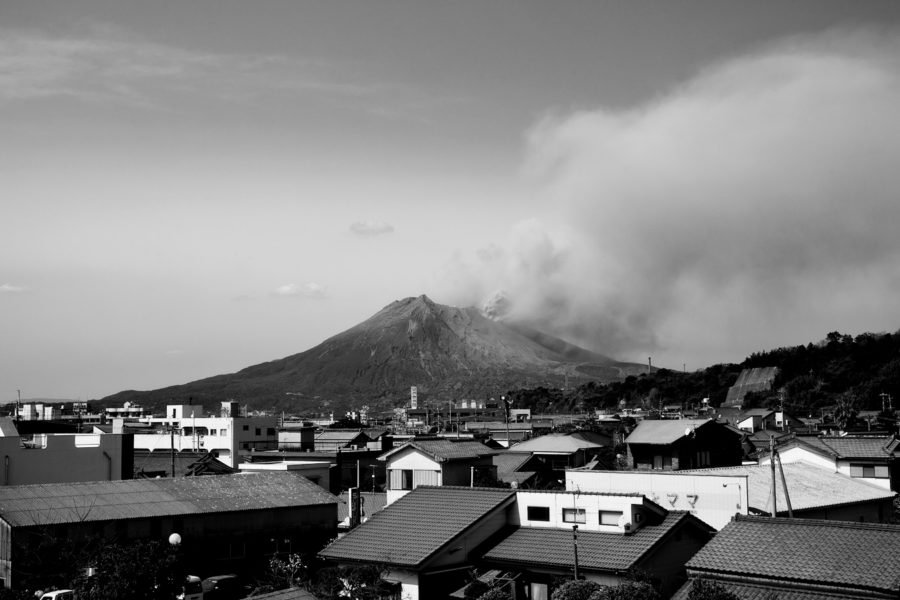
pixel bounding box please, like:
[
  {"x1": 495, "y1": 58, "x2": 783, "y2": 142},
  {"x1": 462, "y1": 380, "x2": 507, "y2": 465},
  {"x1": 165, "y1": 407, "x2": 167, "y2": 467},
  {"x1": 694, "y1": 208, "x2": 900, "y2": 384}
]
[
  {"x1": 441, "y1": 29, "x2": 900, "y2": 367},
  {"x1": 0, "y1": 283, "x2": 29, "y2": 293},
  {"x1": 0, "y1": 24, "x2": 378, "y2": 107},
  {"x1": 273, "y1": 282, "x2": 327, "y2": 298},
  {"x1": 350, "y1": 221, "x2": 395, "y2": 237}
]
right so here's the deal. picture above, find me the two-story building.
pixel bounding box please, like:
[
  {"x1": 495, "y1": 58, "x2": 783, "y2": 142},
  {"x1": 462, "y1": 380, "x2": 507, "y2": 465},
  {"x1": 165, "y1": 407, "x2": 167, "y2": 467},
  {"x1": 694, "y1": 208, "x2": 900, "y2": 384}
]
[{"x1": 625, "y1": 419, "x2": 743, "y2": 471}]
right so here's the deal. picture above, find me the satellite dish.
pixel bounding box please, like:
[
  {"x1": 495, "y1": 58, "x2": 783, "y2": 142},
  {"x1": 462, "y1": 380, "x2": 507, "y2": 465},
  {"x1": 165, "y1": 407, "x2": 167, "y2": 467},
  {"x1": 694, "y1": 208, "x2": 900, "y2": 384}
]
[{"x1": 684, "y1": 427, "x2": 692, "y2": 437}]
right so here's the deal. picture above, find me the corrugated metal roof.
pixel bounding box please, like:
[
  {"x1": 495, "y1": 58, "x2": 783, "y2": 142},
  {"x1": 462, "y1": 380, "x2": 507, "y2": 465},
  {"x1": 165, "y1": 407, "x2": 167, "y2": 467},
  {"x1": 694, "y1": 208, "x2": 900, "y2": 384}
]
[
  {"x1": 682, "y1": 461, "x2": 895, "y2": 514},
  {"x1": 625, "y1": 419, "x2": 714, "y2": 445},
  {"x1": 0, "y1": 472, "x2": 337, "y2": 527},
  {"x1": 507, "y1": 432, "x2": 609, "y2": 454},
  {"x1": 687, "y1": 516, "x2": 900, "y2": 594},
  {"x1": 320, "y1": 486, "x2": 515, "y2": 567}
]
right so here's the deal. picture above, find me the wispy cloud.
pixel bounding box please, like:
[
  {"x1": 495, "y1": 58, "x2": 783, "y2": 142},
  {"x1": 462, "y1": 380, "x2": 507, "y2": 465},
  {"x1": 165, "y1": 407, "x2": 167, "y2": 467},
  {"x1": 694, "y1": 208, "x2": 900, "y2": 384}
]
[
  {"x1": 0, "y1": 283, "x2": 29, "y2": 294},
  {"x1": 273, "y1": 282, "x2": 327, "y2": 298},
  {"x1": 350, "y1": 221, "x2": 395, "y2": 237},
  {"x1": 0, "y1": 24, "x2": 380, "y2": 108}
]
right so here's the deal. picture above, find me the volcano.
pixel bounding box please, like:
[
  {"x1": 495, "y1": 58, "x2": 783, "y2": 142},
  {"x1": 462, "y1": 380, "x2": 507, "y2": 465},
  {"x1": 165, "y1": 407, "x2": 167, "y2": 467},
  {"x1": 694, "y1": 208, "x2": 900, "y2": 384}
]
[{"x1": 101, "y1": 295, "x2": 648, "y2": 413}]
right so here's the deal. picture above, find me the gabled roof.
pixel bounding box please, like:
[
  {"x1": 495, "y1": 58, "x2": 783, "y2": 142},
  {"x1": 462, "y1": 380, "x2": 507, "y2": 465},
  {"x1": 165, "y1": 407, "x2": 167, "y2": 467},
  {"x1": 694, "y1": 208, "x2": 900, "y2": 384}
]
[
  {"x1": 493, "y1": 453, "x2": 538, "y2": 486},
  {"x1": 319, "y1": 486, "x2": 516, "y2": 568},
  {"x1": 315, "y1": 429, "x2": 369, "y2": 443},
  {"x1": 0, "y1": 472, "x2": 337, "y2": 527},
  {"x1": 682, "y1": 461, "x2": 895, "y2": 514},
  {"x1": 379, "y1": 438, "x2": 497, "y2": 462},
  {"x1": 483, "y1": 512, "x2": 712, "y2": 573},
  {"x1": 686, "y1": 516, "x2": 900, "y2": 595},
  {"x1": 625, "y1": 419, "x2": 716, "y2": 445},
  {"x1": 507, "y1": 431, "x2": 610, "y2": 454},
  {"x1": 800, "y1": 435, "x2": 900, "y2": 460}
]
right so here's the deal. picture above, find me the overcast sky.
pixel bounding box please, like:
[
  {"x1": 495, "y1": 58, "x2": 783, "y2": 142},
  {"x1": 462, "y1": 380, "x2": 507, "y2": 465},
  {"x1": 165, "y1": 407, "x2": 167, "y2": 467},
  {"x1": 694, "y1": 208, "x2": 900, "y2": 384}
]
[{"x1": 4, "y1": 1, "x2": 900, "y2": 400}]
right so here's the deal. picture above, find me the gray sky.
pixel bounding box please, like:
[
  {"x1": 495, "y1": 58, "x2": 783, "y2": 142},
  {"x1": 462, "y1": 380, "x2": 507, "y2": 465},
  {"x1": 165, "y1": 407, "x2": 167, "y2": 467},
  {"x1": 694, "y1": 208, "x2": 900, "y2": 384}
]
[{"x1": 4, "y1": 1, "x2": 900, "y2": 400}]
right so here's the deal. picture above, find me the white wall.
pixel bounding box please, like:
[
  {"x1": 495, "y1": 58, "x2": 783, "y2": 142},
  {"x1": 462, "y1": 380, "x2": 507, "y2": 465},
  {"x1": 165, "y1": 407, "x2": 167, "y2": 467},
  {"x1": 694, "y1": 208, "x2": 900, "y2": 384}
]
[
  {"x1": 566, "y1": 470, "x2": 748, "y2": 530},
  {"x1": 0, "y1": 433, "x2": 129, "y2": 485},
  {"x1": 514, "y1": 490, "x2": 644, "y2": 533}
]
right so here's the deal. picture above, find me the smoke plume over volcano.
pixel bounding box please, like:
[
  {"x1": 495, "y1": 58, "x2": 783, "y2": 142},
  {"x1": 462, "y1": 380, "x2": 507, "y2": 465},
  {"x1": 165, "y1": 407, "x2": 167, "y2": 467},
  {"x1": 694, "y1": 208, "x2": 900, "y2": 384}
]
[{"x1": 441, "y1": 29, "x2": 900, "y2": 368}]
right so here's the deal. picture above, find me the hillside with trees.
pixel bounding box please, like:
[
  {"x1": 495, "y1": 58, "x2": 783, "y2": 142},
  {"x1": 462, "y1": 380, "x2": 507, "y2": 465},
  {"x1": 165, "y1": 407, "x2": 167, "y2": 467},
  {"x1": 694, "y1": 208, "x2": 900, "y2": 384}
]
[{"x1": 506, "y1": 330, "x2": 900, "y2": 427}]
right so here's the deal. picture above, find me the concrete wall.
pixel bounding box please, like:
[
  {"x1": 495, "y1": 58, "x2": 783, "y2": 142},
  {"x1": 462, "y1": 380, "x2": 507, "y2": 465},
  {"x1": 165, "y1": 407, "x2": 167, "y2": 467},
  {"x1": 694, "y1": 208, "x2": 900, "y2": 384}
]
[
  {"x1": 514, "y1": 490, "x2": 646, "y2": 533},
  {"x1": 0, "y1": 433, "x2": 131, "y2": 486}
]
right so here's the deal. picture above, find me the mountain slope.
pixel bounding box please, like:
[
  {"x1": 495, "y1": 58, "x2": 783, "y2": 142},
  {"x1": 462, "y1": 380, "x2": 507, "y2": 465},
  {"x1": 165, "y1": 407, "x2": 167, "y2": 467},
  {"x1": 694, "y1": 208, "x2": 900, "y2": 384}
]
[{"x1": 101, "y1": 295, "x2": 647, "y2": 413}]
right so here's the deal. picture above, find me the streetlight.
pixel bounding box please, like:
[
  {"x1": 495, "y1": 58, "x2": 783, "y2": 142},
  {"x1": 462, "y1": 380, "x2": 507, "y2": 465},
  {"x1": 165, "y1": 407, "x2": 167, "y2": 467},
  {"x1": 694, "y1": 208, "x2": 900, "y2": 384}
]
[{"x1": 169, "y1": 533, "x2": 183, "y2": 599}]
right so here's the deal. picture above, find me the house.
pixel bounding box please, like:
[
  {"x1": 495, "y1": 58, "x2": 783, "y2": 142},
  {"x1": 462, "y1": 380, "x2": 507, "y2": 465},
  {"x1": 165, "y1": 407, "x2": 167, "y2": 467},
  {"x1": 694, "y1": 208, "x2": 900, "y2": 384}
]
[
  {"x1": 0, "y1": 417, "x2": 133, "y2": 485},
  {"x1": 0, "y1": 472, "x2": 337, "y2": 590},
  {"x1": 734, "y1": 408, "x2": 805, "y2": 433},
  {"x1": 464, "y1": 421, "x2": 535, "y2": 445},
  {"x1": 320, "y1": 486, "x2": 517, "y2": 600},
  {"x1": 506, "y1": 431, "x2": 612, "y2": 483},
  {"x1": 238, "y1": 460, "x2": 332, "y2": 491},
  {"x1": 314, "y1": 429, "x2": 371, "y2": 452},
  {"x1": 132, "y1": 449, "x2": 234, "y2": 478},
  {"x1": 320, "y1": 486, "x2": 714, "y2": 600},
  {"x1": 380, "y1": 437, "x2": 499, "y2": 504},
  {"x1": 761, "y1": 434, "x2": 900, "y2": 491},
  {"x1": 673, "y1": 516, "x2": 900, "y2": 599},
  {"x1": 336, "y1": 490, "x2": 388, "y2": 530},
  {"x1": 624, "y1": 419, "x2": 743, "y2": 471},
  {"x1": 481, "y1": 491, "x2": 714, "y2": 599},
  {"x1": 492, "y1": 452, "x2": 552, "y2": 489}
]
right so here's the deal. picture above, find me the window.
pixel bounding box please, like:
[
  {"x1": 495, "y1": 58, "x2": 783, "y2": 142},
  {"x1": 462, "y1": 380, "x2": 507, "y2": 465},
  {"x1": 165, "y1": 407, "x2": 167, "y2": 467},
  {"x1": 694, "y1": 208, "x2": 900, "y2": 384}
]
[
  {"x1": 850, "y1": 464, "x2": 890, "y2": 478},
  {"x1": 530, "y1": 583, "x2": 549, "y2": 600},
  {"x1": 653, "y1": 455, "x2": 672, "y2": 470},
  {"x1": 401, "y1": 469, "x2": 413, "y2": 490},
  {"x1": 562, "y1": 508, "x2": 586, "y2": 524},
  {"x1": 267, "y1": 428, "x2": 275, "y2": 435},
  {"x1": 220, "y1": 428, "x2": 227, "y2": 436},
  {"x1": 527, "y1": 506, "x2": 550, "y2": 521},
  {"x1": 255, "y1": 428, "x2": 261, "y2": 436},
  {"x1": 242, "y1": 425, "x2": 249, "y2": 431},
  {"x1": 695, "y1": 451, "x2": 711, "y2": 467},
  {"x1": 599, "y1": 510, "x2": 623, "y2": 526}
]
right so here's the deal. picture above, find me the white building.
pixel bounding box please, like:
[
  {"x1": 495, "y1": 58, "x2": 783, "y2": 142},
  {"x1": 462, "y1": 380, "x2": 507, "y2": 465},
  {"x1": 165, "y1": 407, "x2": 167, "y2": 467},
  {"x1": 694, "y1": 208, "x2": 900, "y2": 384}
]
[{"x1": 121, "y1": 402, "x2": 277, "y2": 468}]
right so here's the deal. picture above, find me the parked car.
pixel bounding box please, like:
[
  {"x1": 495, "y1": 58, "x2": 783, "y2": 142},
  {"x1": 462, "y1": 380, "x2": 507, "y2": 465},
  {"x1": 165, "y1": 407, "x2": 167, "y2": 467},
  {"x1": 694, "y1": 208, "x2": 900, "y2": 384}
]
[
  {"x1": 178, "y1": 575, "x2": 204, "y2": 600},
  {"x1": 201, "y1": 574, "x2": 243, "y2": 600},
  {"x1": 39, "y1": 591, "x2": 74, "y2": 600}
]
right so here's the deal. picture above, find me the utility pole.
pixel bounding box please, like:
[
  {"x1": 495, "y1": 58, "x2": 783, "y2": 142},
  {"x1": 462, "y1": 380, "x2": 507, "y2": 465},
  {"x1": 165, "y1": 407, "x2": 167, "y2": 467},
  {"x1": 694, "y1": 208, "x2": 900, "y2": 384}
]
[
  {"x1": 572, "y1": 525, "x2": 580, "y2": 580},
  {"x1": 769, "y1": 436, "x2": 777, "y2": 517}
]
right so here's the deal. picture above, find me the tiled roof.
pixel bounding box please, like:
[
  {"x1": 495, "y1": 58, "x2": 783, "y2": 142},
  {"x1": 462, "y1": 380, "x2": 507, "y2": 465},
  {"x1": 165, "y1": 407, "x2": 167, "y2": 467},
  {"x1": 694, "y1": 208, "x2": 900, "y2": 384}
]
[
  {"x1": 507, "y1": 431, "x2": 610, "y2": 454},
  {"x1": 801, "y1": 436, "x2": 899, "y2": 459},
  {"x1": 319, "y1": 486, "x2": 515, "y2": 567},
  {"x1": 682, "y1": 461, "x2": 895, "y2": 514},
  {"x1": 379, "y1": 438, "x2": 498, "y2": 462},
  {"x1": 670, "y1": 580, "x2": 852, "y2": 600},
  {"x1": 483, "y1": 512, "x2": 705, "y2": 572},
  {"x1": 0, "y1": 472, "x2": 337, "y2": 527},
  {"x1": 493, "y1": 453, "x2": 537, "y2": 485},
  {"x1": 625, "y1": 419, "x2": 714, "y2": 445},
  {"x1": 686, "y1": 516, "x2": 900, "y2": 594}
]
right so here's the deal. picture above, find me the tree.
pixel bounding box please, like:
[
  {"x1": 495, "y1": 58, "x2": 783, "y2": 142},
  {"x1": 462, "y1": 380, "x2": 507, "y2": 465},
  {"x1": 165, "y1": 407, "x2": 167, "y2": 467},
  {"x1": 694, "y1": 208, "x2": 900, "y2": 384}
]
[
  {"x1": 476, "y1": 588, "x2": 512, "y2": 600},
  {"x1": 551, "y1": 579, "x2": 603, "y2": 600},
  {"x1": 307, "y1": 564, "x2": 401, "y2": 600},
  {"x1": 72, "y1": 540, "x2": 177, "y2": 600},
  {"x1": 686, "y1": 578, "x2": 740, "y2": 600},
  {"x1": 591, "y1": 581, "x2": 659, "y2": 600}
]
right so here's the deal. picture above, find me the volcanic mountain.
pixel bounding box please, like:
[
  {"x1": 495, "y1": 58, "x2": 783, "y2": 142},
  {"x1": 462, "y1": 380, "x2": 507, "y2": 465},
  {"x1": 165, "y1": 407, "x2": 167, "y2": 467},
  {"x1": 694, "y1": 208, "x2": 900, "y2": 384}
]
[{"x1": 102, "y1": 295, "x2": 648, "y2": 413}]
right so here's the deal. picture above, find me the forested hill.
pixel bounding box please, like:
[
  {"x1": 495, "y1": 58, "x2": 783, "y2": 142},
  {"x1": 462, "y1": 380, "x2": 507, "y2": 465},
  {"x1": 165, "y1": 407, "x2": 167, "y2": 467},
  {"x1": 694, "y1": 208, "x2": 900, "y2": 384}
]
[{"x1": 507, "y1": 330, "x2": 900, "y2": 417}]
